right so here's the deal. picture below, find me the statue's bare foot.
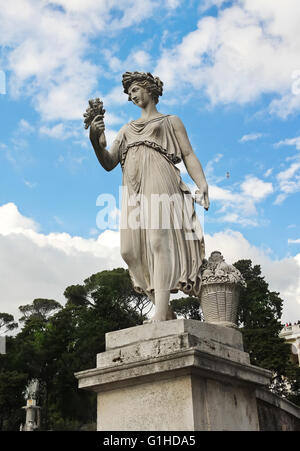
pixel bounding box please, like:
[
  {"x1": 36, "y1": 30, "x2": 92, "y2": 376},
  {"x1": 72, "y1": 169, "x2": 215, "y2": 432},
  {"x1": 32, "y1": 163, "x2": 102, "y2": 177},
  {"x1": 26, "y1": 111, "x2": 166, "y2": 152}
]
[
  {"x1": 143, "y1": 307, "x2": 177, "y2": 324},
  {"x1": 143, "y1": 318, "x2": 163, "y2": 324}
]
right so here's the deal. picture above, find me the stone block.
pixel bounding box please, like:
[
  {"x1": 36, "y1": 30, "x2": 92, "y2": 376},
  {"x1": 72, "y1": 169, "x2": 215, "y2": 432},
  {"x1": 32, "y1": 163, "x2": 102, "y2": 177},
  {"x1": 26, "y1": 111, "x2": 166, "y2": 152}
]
[
  {"x1": 106, "y1": 319, "x2": 244, "y2": 350},
  {"x1": 75, "y1": 320, "x2": 272, "y2": 431}
]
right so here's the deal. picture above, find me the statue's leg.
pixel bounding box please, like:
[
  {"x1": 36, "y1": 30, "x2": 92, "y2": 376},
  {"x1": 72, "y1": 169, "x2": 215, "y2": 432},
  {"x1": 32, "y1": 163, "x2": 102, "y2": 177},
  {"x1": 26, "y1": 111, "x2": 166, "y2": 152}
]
[
  {"x1": 152, "y1": 289, "x2": 170, "y2": 321},
  {"x1": 144, "y1": 292, "x2": 176, "y2": 322},
  {"x1": 148, "y1": 229, "x2": 172, "y2": 321}
]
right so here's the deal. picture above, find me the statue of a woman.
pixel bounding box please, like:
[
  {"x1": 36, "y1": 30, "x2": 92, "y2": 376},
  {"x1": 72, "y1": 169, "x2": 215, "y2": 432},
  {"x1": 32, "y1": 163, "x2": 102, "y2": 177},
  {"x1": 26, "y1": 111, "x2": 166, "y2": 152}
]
[{"x1": 89, "y1": 72, "x2": 209, "y2": 322}]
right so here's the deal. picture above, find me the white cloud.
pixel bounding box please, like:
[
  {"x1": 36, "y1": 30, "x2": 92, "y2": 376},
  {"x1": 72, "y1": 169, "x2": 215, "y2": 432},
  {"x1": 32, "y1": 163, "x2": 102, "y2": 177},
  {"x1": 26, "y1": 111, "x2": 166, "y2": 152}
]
[
  {"x1": 209, "y1": 185, "x2": 238, "y2": 203},
  {"x1": 132, "y1": 50, "x2": 152, "y2": 67},
  {"x1": 105, "y1": 129, "x2": 119, "y2": 148},
  {"x1": 102, "y1": 47, "x2": 153, "y2": 81},
  {"x1": 39, "y1": 123, "x2": 78, "y2": 140},
  {"x1": 277, "y1": 163, "x2": 300, "y2": 184},
  {"x1": 199, "y1": 0, "x2": 228, "y2": 12},
  {"x1": 288, "y1": 239, "x2": 300, "y2": 244},
  {"x1": 241, "y1": 176, "x2": 273, "y2": 200},
  {"x1": 0, "y1": 203, "x2": 39, "y2": 235},
  {"x1": 269, "y1": 92, "x2": 300, "y2": 119},
  {"x1": 18, "y1": 119, "x2": 34, "y2": 134},
  {"x1": 204, "y1": 153, "x2": 224, "y2": 183},
  {"x1": 101, "y1": 112, "x2": 125, "y2": 128},
  {"x1": 264, "y1": 168, "x2": 273, "y2": 178},
  {"x1": 274, "y1": 137, "x2": 300, "y2": 204},
  {"x1": 102, "y1": 86, "x2": 129, "y2": 107},
  {"x1": 275, "y1": 137, "x2": 300, "y2": 151},
  {"x1": 39, "y1": 117, "x2": 120, "y2": 148},
  {"x1": 201, "y1": 153, "x2": 274, "y2": 226},
  {"x1": 273, "y1": 193, "x2": 288, "y2": 206},
  {"x1": 218, "y1": 213, "x2": 259, "y2": 228},
  {"x1": 0, "y1": 0, "x2": 177, "y2": 123},
  {"x1": 23, "y1": 180, "x2": 37, "y2": 189},
  {"x1": 155, "y1": 0, "x2": 300, "y2": 117},
  {"x1": 208, "y1": 175, "x2": 273, "y2": 226},
  {"x1": 165, "y1": 0, "x2": 181, "y2": 8},
  {"x1": 176, "y1": 160, "x2": 188, "y2": 175},
  {"x1": 239, "y1": 133, "x2": 264, "y2": 143},
  {"x1": 0, "y1": 202, "x2": 123, "y2": 322},
  {"x1": 0, "y1": 203, "x2": 299, "y2": 325}
]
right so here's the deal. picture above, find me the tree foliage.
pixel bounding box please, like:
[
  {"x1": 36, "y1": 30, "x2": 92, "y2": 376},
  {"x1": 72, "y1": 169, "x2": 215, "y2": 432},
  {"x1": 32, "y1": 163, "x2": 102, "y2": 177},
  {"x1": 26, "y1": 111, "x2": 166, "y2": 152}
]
[
  {"x1": 0, "y1": 263, "x2": 299, "y2": 430},
  {"x1": 18, "y1": 298, "x2": 62, "y2": 323},
  {"x1": 0, "y1": 368, "x2": 28, "y2": 431},
  {"x1": 171, "y1": 296, "x2": 203, "y2": 320},
  {"x1": 0, "y1": 313, "x2": 18, "y2": 333},
  {"x1": 234, "y1": 259, "x2": 300, "y2": 402},
  {"x1": 0, "y1": 268, "x2": 150, "y2": 430}
]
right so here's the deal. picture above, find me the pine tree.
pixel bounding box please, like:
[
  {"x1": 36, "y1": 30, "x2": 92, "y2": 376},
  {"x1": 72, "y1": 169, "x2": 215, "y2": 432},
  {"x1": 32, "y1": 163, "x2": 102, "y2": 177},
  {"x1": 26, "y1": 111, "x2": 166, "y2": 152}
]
[{"x1": 234, "y1": 259, "x2": 300, "y2": 403}]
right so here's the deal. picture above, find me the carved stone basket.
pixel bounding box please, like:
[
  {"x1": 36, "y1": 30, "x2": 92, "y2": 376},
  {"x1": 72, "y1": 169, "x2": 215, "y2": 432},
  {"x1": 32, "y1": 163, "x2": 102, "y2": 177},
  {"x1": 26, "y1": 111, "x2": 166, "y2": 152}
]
[
  {"x1": 199, "y1": 251, "x2": 246, "y2": 329},
  {"x1": 200, "y1": 282, "x2": 240, "y2": 329}
]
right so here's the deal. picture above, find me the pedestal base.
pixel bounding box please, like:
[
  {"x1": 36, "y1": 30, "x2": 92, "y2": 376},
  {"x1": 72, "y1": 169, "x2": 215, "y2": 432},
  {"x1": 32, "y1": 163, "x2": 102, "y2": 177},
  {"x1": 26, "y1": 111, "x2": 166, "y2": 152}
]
[{"x1": 75, "y1": 320, "x2": 271, "y2": 431}]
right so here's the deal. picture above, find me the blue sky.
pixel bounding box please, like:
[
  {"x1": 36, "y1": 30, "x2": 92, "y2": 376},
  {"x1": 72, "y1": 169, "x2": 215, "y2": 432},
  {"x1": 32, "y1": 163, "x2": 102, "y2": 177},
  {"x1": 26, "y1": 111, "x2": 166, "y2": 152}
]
[{"x1": 1, "y1": 0, "x2": 300, "y2": 324}]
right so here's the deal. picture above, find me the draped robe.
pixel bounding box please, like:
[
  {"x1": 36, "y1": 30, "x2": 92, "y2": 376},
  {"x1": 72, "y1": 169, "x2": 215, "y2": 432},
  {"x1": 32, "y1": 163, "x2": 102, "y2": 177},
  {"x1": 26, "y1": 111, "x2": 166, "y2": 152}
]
[{"x1": 114, "y1": 114, "x2": 205, "y2": 297}]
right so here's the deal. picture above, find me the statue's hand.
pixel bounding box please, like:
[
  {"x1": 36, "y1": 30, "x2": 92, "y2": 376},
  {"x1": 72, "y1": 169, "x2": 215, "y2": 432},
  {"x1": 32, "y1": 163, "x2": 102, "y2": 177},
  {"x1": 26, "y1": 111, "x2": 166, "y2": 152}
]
[
  {"x1": 195, "y1": 187, "x2": 210, "y2": 211},
  {"x1": 90, "y1": 115, "x2": 107, "y2": 149}
]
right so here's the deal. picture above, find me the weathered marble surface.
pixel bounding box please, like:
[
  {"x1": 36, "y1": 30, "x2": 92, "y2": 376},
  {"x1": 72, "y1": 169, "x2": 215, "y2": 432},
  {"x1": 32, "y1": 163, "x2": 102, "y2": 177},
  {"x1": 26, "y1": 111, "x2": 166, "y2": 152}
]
[{"x1": 75, "y1": 320, "x2": 272, "y2": 431}]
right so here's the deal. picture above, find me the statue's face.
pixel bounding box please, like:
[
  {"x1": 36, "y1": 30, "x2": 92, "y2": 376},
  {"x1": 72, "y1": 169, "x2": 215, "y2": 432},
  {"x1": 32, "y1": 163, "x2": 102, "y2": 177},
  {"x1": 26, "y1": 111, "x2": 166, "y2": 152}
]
[{"x1": 128, "y1": 83, "x2": 152, "y2": 108}]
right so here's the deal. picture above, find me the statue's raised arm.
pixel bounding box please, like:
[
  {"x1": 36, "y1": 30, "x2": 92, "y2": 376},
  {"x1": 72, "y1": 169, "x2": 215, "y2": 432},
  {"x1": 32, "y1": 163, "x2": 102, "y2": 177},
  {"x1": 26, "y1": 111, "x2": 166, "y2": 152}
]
[{"x1": 84, "y1": 98, "x2": 120, "y2": 171}]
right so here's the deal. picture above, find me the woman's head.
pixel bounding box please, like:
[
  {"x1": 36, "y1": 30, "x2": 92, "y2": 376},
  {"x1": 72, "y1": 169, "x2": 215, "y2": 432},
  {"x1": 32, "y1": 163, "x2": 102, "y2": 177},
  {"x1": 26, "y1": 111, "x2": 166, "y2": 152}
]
[{"x1": 122, "y1": 72, "x2": 163, "y2": 104}]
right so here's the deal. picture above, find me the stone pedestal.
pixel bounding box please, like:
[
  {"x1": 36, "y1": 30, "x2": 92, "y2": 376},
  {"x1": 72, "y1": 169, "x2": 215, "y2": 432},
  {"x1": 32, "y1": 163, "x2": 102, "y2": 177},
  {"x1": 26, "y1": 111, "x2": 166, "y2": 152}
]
[
  {"x1": 21, "y1": 399, "x2": 41, "y2": 431},
  {"x1": 75, "y1": 320, "x2": 271, "y2": 431}
]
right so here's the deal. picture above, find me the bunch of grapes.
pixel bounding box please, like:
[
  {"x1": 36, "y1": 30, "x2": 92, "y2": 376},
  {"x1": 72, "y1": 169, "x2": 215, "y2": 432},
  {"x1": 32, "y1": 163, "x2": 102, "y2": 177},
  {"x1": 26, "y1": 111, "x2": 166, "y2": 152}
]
[{"x1": 83, "y1": 98, "x2": 105, "y2": 129}]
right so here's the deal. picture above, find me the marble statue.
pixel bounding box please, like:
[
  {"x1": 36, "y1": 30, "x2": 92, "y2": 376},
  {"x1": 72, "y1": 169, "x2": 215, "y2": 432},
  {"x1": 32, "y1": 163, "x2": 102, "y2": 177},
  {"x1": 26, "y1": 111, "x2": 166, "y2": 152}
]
[
  {"x1": 86, "y1": 71, "x2": 209, "y2": 322},
  {"x1": 24, "y1": 379, "x2": 39, "y2": 401},
  {"x1": 21, "y1": 379, "x2": 41, "y2": 431}
]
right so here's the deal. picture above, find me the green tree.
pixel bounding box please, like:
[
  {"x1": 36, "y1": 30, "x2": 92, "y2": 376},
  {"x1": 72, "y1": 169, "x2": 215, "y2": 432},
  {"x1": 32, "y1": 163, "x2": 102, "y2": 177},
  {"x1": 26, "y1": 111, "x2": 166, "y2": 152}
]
[
  {"x1": 0, "y1": 300, "x2": 63, "y2": 430},
  {"x1": 82, "y1": 267, "x2": 152, "y2": 322},
  {"x1": 0, "y1": 369, "x2": 28, "y2": 430},
  {"x1": 171, "y1": 296, "x2": 203, "y2": 320},
  {"x1": 1, "y1": 268, "x2": 147, "y2": 430},
  {"x1": 41, "y1": 268, "x2": 147, "y2": 429},
  {"x1": 234, "y1": 259, "x2": 300, "y2": 403},
  {"x1": 0, "y1": 313, "x2": 18, "y2": 333},
  {"x1": 19, "y1": 298, "x2": 62, "y2": 322},
  {"x1": 0, "y1": 332, "x2": 28, "y2": 431}
]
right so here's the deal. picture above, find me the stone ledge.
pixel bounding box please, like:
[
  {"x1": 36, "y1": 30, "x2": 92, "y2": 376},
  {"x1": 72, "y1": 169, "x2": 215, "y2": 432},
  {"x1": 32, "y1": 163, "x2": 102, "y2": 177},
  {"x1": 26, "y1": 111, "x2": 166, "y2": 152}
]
[
  {"x1": 105, "y1": 319, "x2": 244, "y2": 351},
  {"x1": 97, "y1": 332, "x2": 250, "y2": 370},
  {"x1": 256, "y1": 387, "x2": 300, "y2": 419},
  {"x1": 75, "y1": 346, "x2": 271, "y2": 393}
]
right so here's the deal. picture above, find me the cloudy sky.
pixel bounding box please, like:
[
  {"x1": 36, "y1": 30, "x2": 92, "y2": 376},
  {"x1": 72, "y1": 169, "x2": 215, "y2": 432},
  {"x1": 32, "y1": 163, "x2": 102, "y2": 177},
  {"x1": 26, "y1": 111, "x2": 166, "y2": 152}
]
[{"x1": 1, "y1": 0, "x2": 300, "y2": 324}]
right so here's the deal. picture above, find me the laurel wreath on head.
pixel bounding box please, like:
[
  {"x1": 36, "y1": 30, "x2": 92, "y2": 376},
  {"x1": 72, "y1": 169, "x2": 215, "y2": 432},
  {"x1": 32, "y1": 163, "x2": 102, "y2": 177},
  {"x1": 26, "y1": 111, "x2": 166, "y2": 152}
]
[{"x1": 122, "y1": 72, "x2": 163, "y2": 97}]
